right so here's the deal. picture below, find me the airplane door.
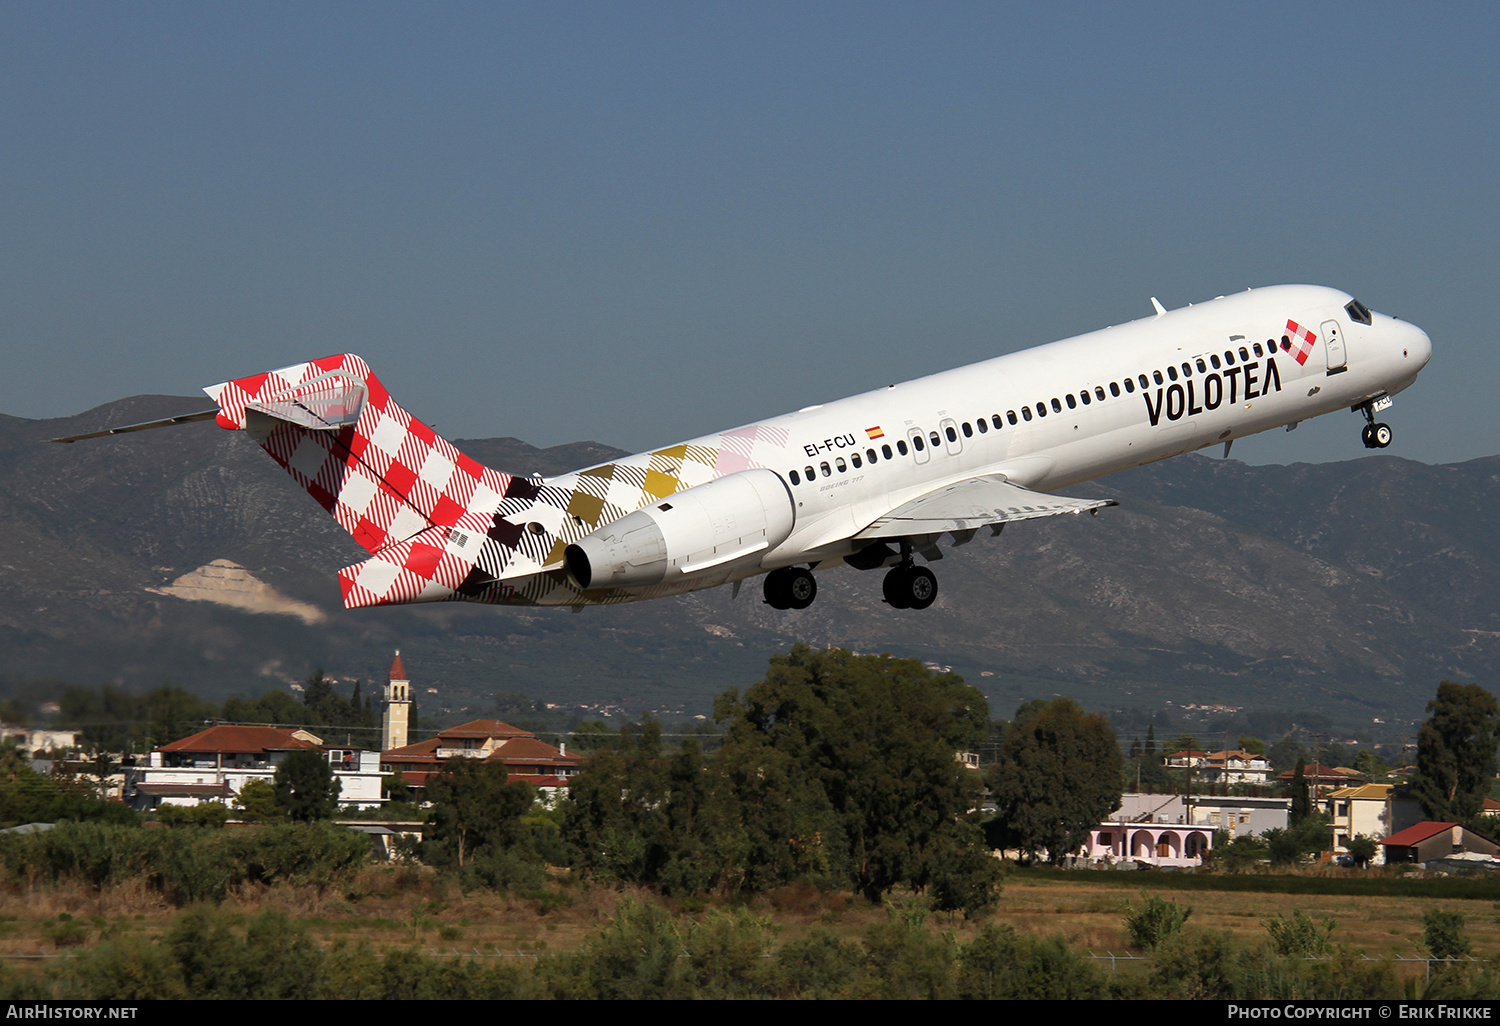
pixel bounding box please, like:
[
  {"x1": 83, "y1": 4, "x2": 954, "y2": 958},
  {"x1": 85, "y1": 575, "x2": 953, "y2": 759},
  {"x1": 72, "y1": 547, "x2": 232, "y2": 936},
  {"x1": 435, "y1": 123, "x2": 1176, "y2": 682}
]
[
  {"x1": 939, "y1": 418, "x2": 963, "y2": 456},
  {"x1": 1321, "y1": 319, "x2": 1347, "y2": 373},
  {"x1": 907, "y1": 427, "x2": 930, "y2": 464}
]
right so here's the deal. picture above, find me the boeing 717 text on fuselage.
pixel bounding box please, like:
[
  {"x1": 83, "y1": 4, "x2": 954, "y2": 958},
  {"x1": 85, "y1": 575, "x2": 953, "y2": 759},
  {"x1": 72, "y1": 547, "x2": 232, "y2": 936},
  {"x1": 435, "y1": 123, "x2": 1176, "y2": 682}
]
[{"x1": 55, "y1": 285, "x2": 1431, "y2": 612}]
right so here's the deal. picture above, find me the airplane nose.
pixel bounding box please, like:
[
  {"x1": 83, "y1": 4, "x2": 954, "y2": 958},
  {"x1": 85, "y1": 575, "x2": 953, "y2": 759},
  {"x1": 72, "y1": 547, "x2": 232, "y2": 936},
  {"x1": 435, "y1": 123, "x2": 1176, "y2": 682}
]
[{"x1": 1404, "y1": 321, "x2": 1432, "y2": 369}]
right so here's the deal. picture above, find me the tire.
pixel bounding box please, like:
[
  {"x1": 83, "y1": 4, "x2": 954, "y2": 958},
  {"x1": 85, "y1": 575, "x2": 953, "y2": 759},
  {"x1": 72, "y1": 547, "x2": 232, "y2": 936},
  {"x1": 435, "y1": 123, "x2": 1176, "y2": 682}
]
[
  {"x1": 883, "y1": 566, "x2": 912, "y2": 608},
  {"x1": 1372, "y1": 423, "x2": 1393, "y2": 448},
  {"x1": 1360, "y1": 423, "x2": 1375, "y2": 449},
  {"x1": 906, "y1": 566, "x2": 938, "y2": 610},
  {"x1": 762, "y1": 568, "x2": 790, "y2": 609},
  {"x1": 786, "y1": 568, "x2": 817, "y2": 610}
]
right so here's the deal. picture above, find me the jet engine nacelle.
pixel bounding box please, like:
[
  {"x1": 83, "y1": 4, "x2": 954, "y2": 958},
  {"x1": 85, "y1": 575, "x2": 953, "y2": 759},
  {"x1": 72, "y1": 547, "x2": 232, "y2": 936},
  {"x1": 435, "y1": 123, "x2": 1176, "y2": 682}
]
[{"x1": 564, "y1": 469, "x2": 795, "y2": 590}]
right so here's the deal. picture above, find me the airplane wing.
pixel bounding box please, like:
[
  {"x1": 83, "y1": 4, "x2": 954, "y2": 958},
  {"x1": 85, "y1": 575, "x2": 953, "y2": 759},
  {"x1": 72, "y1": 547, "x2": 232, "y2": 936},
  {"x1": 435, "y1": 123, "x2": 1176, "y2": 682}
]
[{"x1": 854, "y1": 475, "x2": 1116, "y2": 539}]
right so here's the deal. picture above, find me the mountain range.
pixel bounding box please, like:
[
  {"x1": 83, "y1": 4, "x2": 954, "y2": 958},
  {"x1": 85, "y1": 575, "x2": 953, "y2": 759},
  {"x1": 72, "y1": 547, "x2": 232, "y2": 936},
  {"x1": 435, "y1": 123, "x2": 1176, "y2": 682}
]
[{"x1": 3, "y1": 394, "x2": 1495, "y2": 734}]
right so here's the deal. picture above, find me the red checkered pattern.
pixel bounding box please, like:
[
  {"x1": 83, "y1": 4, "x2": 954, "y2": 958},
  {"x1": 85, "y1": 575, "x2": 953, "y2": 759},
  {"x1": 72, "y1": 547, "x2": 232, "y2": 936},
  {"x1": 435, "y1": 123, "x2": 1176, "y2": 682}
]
[
  {"x1": 1285, "y1": 319, "x2": 1317, "y2": 366},
  {"x1": 206, "y1": 355, "x2": 514, "y2": 606}
]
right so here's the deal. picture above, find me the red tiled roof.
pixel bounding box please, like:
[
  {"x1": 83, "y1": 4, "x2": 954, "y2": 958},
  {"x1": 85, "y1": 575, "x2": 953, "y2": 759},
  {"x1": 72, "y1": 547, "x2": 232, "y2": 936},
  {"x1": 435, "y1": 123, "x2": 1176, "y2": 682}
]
[
  {"x1": 1381, "y1": 822, "x2": 1459, "y2": 847},
  {"x1": 389, "y1": 650, "x2": 406, "y2": 682},
  {"x1": 436, "y1": 719, "x2": 530, "y2": 740},
  {"x1": 157, "y1": 725, "x2": 322, "y2": 754}
]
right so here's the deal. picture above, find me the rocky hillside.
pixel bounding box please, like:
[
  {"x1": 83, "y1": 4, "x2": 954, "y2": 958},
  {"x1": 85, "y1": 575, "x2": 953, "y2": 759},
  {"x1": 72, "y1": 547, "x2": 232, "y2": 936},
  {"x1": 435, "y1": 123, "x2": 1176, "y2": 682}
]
[{"x1": 2, "y1": 396, "x2": 1495, "y2": 729}]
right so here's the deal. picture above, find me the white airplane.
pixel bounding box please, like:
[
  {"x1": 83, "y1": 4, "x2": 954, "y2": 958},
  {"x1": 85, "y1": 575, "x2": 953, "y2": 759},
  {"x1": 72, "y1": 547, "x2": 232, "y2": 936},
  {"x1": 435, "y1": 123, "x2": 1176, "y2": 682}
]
[{"x1": 55, "y1": 284, "x2": 1430, "y2": 612}]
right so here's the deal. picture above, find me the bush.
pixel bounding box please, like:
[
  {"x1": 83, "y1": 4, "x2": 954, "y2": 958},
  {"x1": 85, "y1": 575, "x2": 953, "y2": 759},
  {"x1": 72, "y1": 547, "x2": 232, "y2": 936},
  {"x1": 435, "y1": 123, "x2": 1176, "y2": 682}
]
[
  {"x1": 1265, "y1": 909, "x2": 1336, "y2": 957},
  {"x1": 1124, "y1": 893, "x2": 1192, "y2": 950},
  {"x1": 1423, "y1": 909, "x2": 1471, "y2": 961}
]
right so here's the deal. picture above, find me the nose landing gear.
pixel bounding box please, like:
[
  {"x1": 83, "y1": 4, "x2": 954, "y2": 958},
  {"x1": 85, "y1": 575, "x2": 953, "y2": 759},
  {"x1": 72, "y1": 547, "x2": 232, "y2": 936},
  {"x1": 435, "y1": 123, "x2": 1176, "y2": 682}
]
[{"x1": 1356, "y1": 399, "x2": 1393, "y2": 449}]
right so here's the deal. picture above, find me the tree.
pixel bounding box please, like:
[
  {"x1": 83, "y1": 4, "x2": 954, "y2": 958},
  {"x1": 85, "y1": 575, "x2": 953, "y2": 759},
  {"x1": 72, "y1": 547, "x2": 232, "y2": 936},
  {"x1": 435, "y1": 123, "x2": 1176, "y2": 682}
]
[
  {"x1": 235, "y1": 779, "x2": 283, "y2": 822},
  {"x1": 986, "y1": 698, "x2": 1122, "y2": 863},
  {"x1": 424, "y1": 757, "x2": 534, "y2": 867},
  {"x1": 1290, "y1": 757, "x2": 1311, "y2": 824},
  {"x1": 1412, "y1": 682, "x2": 1500, "y2": 826},
  {"x1": 272, "y1": 749, "x2": 341, "y2": 822},
  {"x1": 715, "y1": 645, "x2": 990, "y2": 901}
]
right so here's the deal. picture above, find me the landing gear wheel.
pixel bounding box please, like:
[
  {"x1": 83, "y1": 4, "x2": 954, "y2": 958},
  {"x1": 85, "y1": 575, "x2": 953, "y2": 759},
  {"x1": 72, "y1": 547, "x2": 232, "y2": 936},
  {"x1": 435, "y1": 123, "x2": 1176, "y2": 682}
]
[
  {"x1": 763, "y1": 567, "x2": 816, "y2": 610},
  {"x1": 763, "y1": 568, "x2": 791, "y2": 610},
  {"x1": 882, "y1": 565, "x2": 938, "y2": 610},
  {"x1": 883, "y1": 566, "x2": 912, "y2": 609},
  {"x1": 785, "y1": 568, "x2": 817, "y2": 610},
  {"x1": 1360, "y1": 424, "x2": 1375, "y2": 449},
  {"x1": 905, "y1": 566, "x2": 938, "y2": 610},
  {"x1": 1371, "y1": 422, "x2": 1392, "y2": 448}
]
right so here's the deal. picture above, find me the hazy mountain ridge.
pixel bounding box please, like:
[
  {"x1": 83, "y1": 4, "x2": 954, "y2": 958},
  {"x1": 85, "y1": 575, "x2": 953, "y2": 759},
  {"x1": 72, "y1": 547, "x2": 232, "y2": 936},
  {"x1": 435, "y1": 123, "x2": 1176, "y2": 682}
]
[{"x1": 0, "y1": 396, "x2": 1493, "y2": 729}]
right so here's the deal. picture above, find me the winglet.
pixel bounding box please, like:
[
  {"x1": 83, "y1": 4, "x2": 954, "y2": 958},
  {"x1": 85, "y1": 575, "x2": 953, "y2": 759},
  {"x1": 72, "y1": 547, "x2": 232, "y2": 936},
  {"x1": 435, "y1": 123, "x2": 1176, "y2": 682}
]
[{"x1": 1150, "y1": 297, "x2": 1167, "y2": 316}]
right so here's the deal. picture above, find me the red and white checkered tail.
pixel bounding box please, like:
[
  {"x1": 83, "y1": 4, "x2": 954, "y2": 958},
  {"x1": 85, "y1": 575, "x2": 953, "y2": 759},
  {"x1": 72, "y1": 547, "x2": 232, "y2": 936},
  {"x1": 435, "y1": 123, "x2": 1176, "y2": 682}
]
[{"x1": 205, "y1": 354, "x2": 513, "y2": 557}]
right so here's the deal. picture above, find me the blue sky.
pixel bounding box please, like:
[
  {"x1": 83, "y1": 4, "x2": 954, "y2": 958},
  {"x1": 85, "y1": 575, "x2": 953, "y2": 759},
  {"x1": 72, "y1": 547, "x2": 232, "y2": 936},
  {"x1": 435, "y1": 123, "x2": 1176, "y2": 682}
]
[{"x1": 4, "y1": 2, "x2": 1494, "y2": 466}]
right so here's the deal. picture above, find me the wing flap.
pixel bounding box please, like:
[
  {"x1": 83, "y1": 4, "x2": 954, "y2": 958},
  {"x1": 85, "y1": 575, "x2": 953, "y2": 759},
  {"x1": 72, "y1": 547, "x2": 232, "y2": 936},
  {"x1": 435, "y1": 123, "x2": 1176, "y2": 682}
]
[{"x1": 855, "y1": 475, "x2": 1116, "y2": 538}]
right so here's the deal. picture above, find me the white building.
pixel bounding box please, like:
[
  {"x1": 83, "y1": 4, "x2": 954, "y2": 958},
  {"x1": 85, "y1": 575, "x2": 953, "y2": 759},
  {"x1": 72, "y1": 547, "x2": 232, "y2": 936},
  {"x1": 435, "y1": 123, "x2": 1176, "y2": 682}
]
[{"x1": 127, "y1": 724, "x2": 385, "y2": 811}]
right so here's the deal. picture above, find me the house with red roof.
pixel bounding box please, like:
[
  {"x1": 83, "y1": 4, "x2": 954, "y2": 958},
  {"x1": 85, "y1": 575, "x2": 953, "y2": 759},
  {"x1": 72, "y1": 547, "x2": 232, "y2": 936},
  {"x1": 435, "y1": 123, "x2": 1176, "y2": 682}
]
[
  {"x1": 381, "y1": 719, "x2": 583, "y2": 800},
  {"x1": 127, "y1": 724, "x2": 386, "y2": 811},
  {"x1": 1380, "y1": 821, "x2": 1500, "y2": 865}
]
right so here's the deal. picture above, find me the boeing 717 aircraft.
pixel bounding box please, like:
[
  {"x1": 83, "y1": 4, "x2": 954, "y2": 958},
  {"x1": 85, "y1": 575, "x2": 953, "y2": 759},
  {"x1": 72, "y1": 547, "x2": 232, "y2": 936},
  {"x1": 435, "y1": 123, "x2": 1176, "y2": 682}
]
[{"x1": 55, "y1": 284, "x2": 1430, "y2": 612}]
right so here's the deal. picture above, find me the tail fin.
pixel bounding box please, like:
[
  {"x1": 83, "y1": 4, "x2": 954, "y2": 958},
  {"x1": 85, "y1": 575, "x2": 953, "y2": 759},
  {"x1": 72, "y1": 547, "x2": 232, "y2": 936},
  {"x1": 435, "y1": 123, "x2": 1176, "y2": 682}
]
[{"x1": 206, "y1": 355, "x2": 514, "y2": 554}]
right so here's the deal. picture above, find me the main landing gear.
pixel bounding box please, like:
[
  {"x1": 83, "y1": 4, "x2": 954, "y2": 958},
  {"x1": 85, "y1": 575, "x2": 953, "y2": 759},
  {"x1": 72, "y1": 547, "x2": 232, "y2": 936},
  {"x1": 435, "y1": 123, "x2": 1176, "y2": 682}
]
[
  {"x1": 882, "y1": 563, "x2": 937, "y2": 610},
  {"x1": 763, "y1": 566, "x2": 817, "y2": 610},
  {"x1": 1357, "y1": 400, "x2": 1393, "y2": 449}
]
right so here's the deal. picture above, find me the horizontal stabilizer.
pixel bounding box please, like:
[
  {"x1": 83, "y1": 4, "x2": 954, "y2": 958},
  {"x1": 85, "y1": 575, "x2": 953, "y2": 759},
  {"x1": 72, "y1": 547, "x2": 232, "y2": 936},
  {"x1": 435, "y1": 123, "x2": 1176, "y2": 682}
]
[
  {"x1": 50, "y1": 409, "x2": 219, "y2": 443},
  {"x1": 856, "y1": 475, "x2": 1116, "y2": 538}
]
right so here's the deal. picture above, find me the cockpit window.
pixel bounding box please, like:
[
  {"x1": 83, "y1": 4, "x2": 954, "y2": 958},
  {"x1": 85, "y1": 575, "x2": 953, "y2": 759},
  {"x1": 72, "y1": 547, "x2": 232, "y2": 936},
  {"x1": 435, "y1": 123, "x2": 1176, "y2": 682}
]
[{"x1": 1345, "y1": 299, "x2": 1373, "y2": 325}]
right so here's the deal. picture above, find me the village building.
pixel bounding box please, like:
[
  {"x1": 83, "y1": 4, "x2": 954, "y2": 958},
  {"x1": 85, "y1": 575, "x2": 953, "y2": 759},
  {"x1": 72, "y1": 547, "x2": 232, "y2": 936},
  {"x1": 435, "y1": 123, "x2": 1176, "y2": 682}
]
[
  {"x1": 381, "y1": 718, "x2": 583, "y2": 800},
  {"x1": 125, "y1": 724, "x2": 385, "y2": 811}
]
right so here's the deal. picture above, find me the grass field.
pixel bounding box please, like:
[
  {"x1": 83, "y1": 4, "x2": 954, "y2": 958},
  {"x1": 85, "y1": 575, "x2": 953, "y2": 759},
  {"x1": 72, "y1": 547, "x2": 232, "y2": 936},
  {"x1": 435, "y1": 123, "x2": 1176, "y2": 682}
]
[{"x1": 2, "y1": 862, "x2": 1495, "y2": 982}]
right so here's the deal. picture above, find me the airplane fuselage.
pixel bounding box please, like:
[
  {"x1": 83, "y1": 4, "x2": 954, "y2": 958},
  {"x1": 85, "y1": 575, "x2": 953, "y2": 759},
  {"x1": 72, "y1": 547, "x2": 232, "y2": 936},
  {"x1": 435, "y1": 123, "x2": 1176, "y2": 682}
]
[{"x1": 513, "y1": 284, "x2": 1428, "y2": 607}]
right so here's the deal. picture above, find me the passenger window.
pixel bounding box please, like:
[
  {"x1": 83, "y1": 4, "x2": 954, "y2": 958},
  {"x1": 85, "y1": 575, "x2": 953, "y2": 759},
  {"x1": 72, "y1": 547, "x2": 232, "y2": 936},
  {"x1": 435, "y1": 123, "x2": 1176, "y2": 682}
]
[
  {"x1": 1066, "y1": 393, "x2": 1077, "y2": 408},
  {"x1": 1223, "y1": 351, "x2": 1235, "y2": 365},
  {"x1": 1167, "y1": 366, "x2": 1178, "y2": 381},
  {"x1": 1210, "y1": 354, "x2": 1222, "y2": 369},
  {"x1": 790, "y1": 470, "x2": 800, "y2": 485},
  {"x1": 867, "y1": 448, "x2": 878, "y2": 462},
  {"x1": 944, "y1": 426, "x2": 956, "y2": 442},
  {"x1": 1109, "y1": 382, "x2": 1120, "y2": 397},
  {"x1": 1050, "y1": 398, "x2": 1061, "y2": 413},
  {"x1": 1036, "y1": 403, "x2": 1047, "y2": 418},
  {"x1": 882, "y1": 444, "x2": 893, "y2": 459},
  {"x1": 1095, "y1": 386, "x2": 1106, "y2": 400},
  {"x1": 821, "y1": 462, "x2": 831, "y2": 476},
  {"x1": 1253, "y1": 342, "x2": 1264, "y2": 357},
  {"x1": 994, "y1": 414, "x2": 1006, "y2": 429},
  {"x1": 1138, "y1": 374, "x2": 1149, "y2": 388},
  {"x1": 1007, "y1": 411, "x2": 1018, "y2": 425},
  {"x1": 1239, "y1": 346, "x2": 1250, "y2": 361},
  {"x1": 836, "y1": 457, "x2": 847, "y2": 472},
  {"x1": 976, "y1": 419, "x2": 987, "y2": 433},
  {"x1": 1281, "y1": 336, "x2": 1291, "y2": 351},
  {"x1": 805, "y1": 465, "x2": 816, "y2": 479},
  {"x1": 896, "y1": 440, "x2": 908, "y2": 456},
  {"x1": 851, "y1": 453, "x2": 862, "y2": 468},
  {"x1": 1182, "y1": 362, "x2": 1192, "y2": 377},
  {"x1": 1079, "y1": 391, "x2": 1089, "y2": 405},
  {"x1": 1123, "y1": 379, "x2": 1134, "y2": 394},
  {"x1": 1021, "y1": 407, "x2": 1032, "y2": 421},
  {"x1": 1153, "y1": 370, "x2": 1164, "y2": 385},
  {"x1": 1196, "y1": 358, "x2": 1207, "y2": 373},
  {"x1": 930, "y1": 430, "x2": 941, "y2": 448},
  {"x1": 912, "y1": 435, "x2": 925, "y2": 451},
  {"x1": 961, "y1": 422, "x2": 972, "y2": 437}
]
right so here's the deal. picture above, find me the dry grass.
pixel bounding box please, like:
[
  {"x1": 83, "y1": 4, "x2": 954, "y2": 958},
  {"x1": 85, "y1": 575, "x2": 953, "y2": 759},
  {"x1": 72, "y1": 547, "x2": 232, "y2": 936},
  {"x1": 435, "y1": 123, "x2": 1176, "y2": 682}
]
[{"x1": 1, "y1": 864, "x2": 1495, "y2": 982}]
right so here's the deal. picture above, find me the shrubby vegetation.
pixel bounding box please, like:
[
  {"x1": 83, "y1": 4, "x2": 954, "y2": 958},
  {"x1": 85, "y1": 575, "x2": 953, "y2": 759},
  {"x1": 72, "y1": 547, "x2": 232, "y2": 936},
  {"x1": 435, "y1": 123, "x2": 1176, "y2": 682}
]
[{"x1": 561, "y1": 645, "x2": 1000, "y2": 909}]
